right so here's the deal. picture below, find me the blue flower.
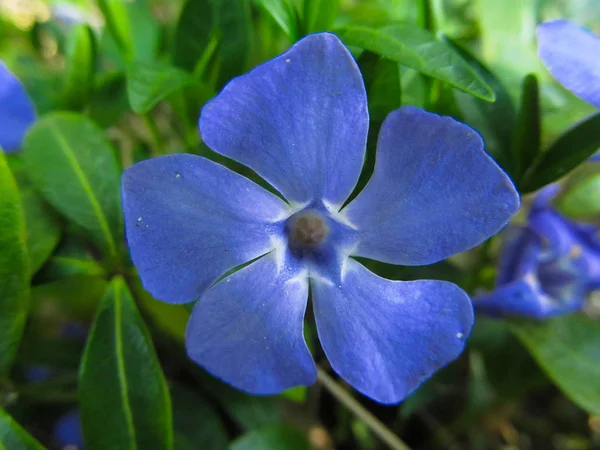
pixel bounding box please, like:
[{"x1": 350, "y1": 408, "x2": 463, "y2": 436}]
[
  {"x1": 475, "y1": 185, "x2": 600, "y2": 319},
  {"x1": 537, "y1": 20, "x2": 600, "y2": 108},
  {"x1": 53, "y1": 410, "x2": 84, "y2": 450},
  {"x1": 122, "y1": 33, "x2": 519, "y2": 404},
  {"x1": 0, "y1": 60, "x2": 36, "y2": 153}
]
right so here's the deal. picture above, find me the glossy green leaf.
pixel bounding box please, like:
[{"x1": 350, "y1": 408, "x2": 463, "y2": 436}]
[
  {"x1": 302, "y1": 0, "x2": 338, "y2": 34},
  {"x1": 231, "y1": 426, "x2": 311, "y2": 450},
  {"x1": 127, "y1": 61, "x2": 194, "y2": 114},
  {"x1": 0, "y1": 409, "x2": 45, "y2": 449},
  {"x1": 336, "y1": 24, "x2": 494, "y2": 101},
  {"x1": 20, "y1": 187, "x2": 61, "y2": 275},
  {"x1": 446, "y1": 38, "x2": 517, "y2": 172},
  {"x1": 23, "y1": 113, "x2": 123, "y2": 260},
  {"x1": 511, "y1": 314, "x2": 600, "y2": 416},
  {"x1": 63, "y1": 24, "x2": 97, "y2": 109},
  {"x1": 171, "y1": 385, "x2": 228, "y2": 450},
  {"x1": 512, "y1": 74, "x2": 541, "y2": 182},
  {"x1": 521, "y1": 113, "x2": 600, "y2": 193},
  {"x1": 0, "y1": 152, "x2": 30, "y2": 376},
  {"x1": 557, "y1": 171, "x2": 600, "y2": 219},
  {"x1": 256, "y1": 0, "x2": 298, "y2": 40},
  {"x1": 79, "y1": 277, "x2": 173, "y2": 450}
]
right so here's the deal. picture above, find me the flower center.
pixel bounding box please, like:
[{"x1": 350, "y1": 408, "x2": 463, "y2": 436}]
[{"x1": 287, "y1": 211, "x2": 329, "y2": 249}]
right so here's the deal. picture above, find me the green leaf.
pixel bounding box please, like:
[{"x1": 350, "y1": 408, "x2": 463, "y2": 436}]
[
  {"x1": 89, "y1": 72, "x2": 129, "y2": 128},
  {"x1": 172, "y1": 0, "x2": 252, "y2": 85},
  {"x1": 0, "y1": 409, "x2": 45, "y2": 449},
  {"x1": 127, "y1": 61, "x2": 194, "y2": 114},
  {"x1": 556, "y1": 171, "x2": 600, "y2": 219},
  {"x1": 365, "y1": 56, "x2": 402, "y2": 123},
  {"x1": 171, "y1": 385, "x2": 228, "y2": 450},
  {"x1": 79, "y1": 277, "x2": 173, "y2": 450},
  {"x1": 512, "y1": 74, "x2": 541, "y2": 183},
  {"x1": 20, "y1": 187, "x2": 61, "y2": 275},
  {"x1": 521, "y1": 113, "x2": 600, "y2": 193},
  {"x1": 511, "y1": 314, "x2": 600, "y2": 416},
  {"x1": 98, "y1": 0, "x2": 159, "y2": 62},
  {"x1": 63, "y1": 24, "x2": 97, "y2": 109},
  {"x1": 336, "y1": 24, "x2": 494, "y2": 101},
  {"x1": 0, "y1": 152, "x2": 30, "y2": 376},
  {"x1": 196, "y1": 371, "x2": 281, "y2": 430},
  {"x1": 302, "y1": 0, "x2": 338, "y2": 34},
  {"x1": 446, "y1": 38, "x2": 517, "y2": 172},
  {"x1": 23, "y1": 113, "x2": 123, "y2": 260},
  {"x1": 216, "y1": 0, "x2": 253, "y2": 87},
  {"x1": 172, "y1": 0, "x2": 214, "y2": 72},
  {"x1": 231, "y1": 425, "x2": 311, "y2": 450},
  {"x1": 256, "y1": 0, "x2": 298, "y2": 40}
]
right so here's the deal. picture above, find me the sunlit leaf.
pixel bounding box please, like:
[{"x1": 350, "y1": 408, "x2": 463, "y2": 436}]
[
  {"x1": 0, "y1": 152, "x2": 30, "y2": 375},
  {"x1": 337, "y1": 24, "x2": 494, "y2": 101},
  {"x1": 511, "y1": 314, "x2": 600, "y2": 416},
  {"x1": 23, "y1": 113, "x2": 123, "y2": 261}
]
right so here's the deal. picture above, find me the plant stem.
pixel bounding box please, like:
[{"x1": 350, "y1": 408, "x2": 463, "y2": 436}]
[
  {"x1": 143, "y1": 113, "x2": 164, "y2": 156},
  {"x1": 317, "y1": 367, "x2": 412, "y2": 450}
]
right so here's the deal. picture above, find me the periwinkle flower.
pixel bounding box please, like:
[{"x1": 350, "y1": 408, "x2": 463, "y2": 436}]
[
  {"x1": 122, "y1": 33, "x2": 519, "y2": 403},
  {"x1": 537, "y1": 20, "x2": 600, "y2": 109},
  {"x1": 0, "y1": 61, "x2": 36, "y2": 153},
  {"x1": 53, "y1": 410, "x2": 84, "y2": 450},
  {"x1": 476, "y1": 185, "x2": 600, "y2": 319}
]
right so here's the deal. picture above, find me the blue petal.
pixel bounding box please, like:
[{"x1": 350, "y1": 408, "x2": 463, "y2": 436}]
[
  {"x1": 122, "y1": 154, "x2": 289, "y2": 304},
  {"x1": 343, "y1": 106, "x2": 520, "y2": 266},
  {"x1": 496, "y1": 226, "x2": 541, "y2": 285},
  {"x1": 199, "y1": 33, "x2": 368, "y2": 205},
  {"x1": 312, "y1": 259, "x2": 473, "y2": 404},
  {"x1": 53, "y1": 410, "x2": 84, "y2": 449},
  {"x1": 474, "y1": 278, "x2": 584, "y2": 319},
  {"x1": 186, "y1": 254, "x2": 316, "y2": 394},
  {"x1": 0, "y1": 61, "x2": 36, "y2": 153},
  {"x1": 537, "y1": 20, "x2": 600, "y2": 108}
]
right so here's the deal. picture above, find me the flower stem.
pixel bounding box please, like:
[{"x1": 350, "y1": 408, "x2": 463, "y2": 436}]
[
  {"x1": 316, "y1": 367, "x2": 412, "y2": 450},
  {"x1": 143, "y1": 113, "x2": 164, "y2": 156}
]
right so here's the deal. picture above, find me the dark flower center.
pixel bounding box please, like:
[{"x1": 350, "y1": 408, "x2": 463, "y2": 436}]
[{"x1": 287, "y1": 212, "x2": 329, "y2": 249}]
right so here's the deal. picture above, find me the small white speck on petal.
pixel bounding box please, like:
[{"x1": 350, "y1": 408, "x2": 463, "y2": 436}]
[
  {"x1": 285, "y1": 58, "x2": 291, "y2": 63},
  {"x1": 137, "y1": 217, "x2": 143, "y2": 222},
  {"x1": 175, "y1": 173, "x2": 181, "y2": 178},
  {"x1": 456, "y1": 332, "x2": 464, "y2": 339}
]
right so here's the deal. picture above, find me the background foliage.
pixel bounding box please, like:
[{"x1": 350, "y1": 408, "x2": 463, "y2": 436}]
[{"x1": 1, "y1": 0, "x2": 600, "y2": 449}]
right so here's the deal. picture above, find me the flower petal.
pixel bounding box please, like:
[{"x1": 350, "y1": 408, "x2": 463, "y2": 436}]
[
  {"x1": 199, "y1": 33, "x2": 368, "y2": 205},
  {"x1": 312, "y1": 259, "x2": 473, "y2": 404},
  {"x1": 496, "y1": 226, "x2": 542, "y2": 285},
  {"x1": 343, "y1": 106, "x2": 519, "y2": 266},
  {"x1": 0, "y1": 61, "x2": 36, "y2": 153},
  {"x1": 122, "y1": 154, "x2": 288, "y2": 304},
  {"x1": 474, "y1": 278, "x2": 584, "y2": 319},
  {"x1": 537, "y1": 20, "x2": 600, "y2": 108},
  {"x1": 186, "y1": 254, "x2": 316, "y2": 394}
]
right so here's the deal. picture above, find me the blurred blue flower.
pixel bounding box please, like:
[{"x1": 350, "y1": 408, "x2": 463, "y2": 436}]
[
  {"x1": 0, "y1": 60, "x2": 36, "y2": 153},
  {"x1": 122, "y1": 33, "x2": 519, "y2": 403},
  {"x1": 53, "y1": 410, "x2": 84, "y2": 450},
  {"x1": 476, "y1": 185, "x2": 600, "y2": 319},
  {"x1": 537, "y1": 20, "x2": 600, "y2": 109}
]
